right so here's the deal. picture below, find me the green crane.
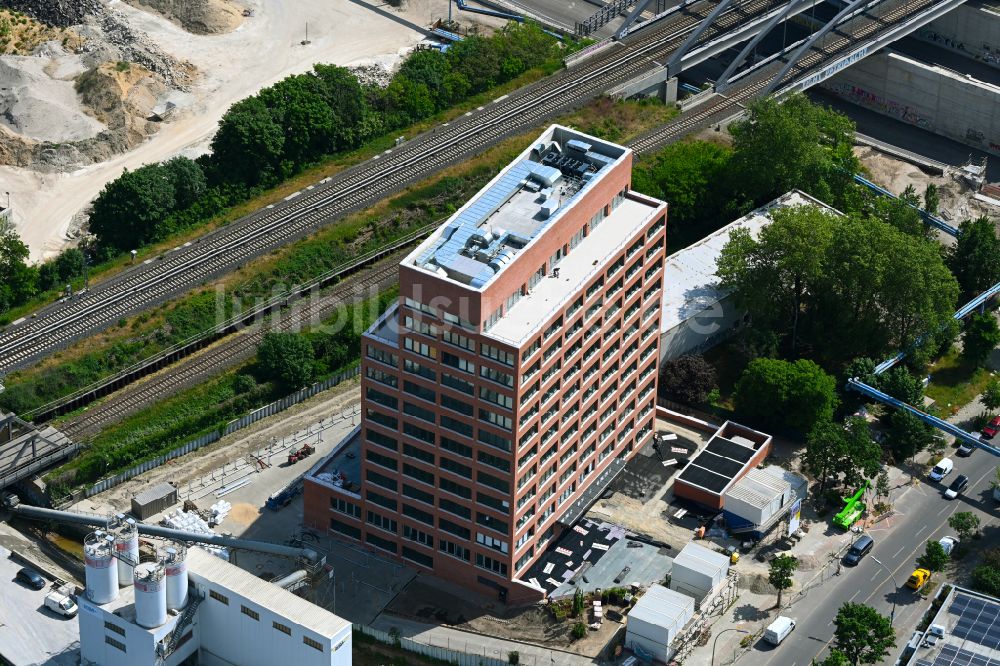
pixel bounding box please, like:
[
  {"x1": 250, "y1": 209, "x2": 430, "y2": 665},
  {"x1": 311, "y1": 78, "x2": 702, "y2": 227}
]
[{"x1": 833, "y1": 480, "x2": 869, "y2": 530}]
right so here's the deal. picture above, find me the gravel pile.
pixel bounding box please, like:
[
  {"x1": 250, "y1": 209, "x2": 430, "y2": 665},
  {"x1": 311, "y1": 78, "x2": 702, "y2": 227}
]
[
  {"x1": 0, "y1": 0, "x2": 102, "y2": 27},
  {"x1": 93, "y1": 8, "x2": 191, "y2": 90},
  {"x1": 350, "y1": 63, "x2": 393, "y2": 88}
]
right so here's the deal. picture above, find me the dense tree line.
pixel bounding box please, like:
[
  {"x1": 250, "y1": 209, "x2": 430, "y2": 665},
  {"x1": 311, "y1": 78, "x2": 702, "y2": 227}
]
[{"x1": 86, "y1": 22, "x2": 561, "y2": 254}]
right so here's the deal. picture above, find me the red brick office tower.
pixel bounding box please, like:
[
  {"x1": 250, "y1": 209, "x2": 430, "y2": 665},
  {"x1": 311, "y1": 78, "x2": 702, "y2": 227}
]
[{"x1": 304, "y1": 125, "x2": 667, "y2": 603}]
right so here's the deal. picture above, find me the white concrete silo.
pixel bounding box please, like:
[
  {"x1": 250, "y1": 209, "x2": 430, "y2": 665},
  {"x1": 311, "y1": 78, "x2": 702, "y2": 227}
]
[
  {"x1": 84, "y1": 531, "x2": 118, "y2": 604},
  {"x1": 134, "y1": 560, "x2": 167, "y2": 628},
  {"x1": 164, "y1": 544, "x2": 188, "y2": 611},
  {"x1": 114, "y1": 517, "x2": 139, "y2": 586}
]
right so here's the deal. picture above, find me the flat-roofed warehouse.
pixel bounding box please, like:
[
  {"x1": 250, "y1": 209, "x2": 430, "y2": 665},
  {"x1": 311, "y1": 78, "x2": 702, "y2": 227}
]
[{"x1": 660, "y1": 190, "x2": 838, "y2": 360}]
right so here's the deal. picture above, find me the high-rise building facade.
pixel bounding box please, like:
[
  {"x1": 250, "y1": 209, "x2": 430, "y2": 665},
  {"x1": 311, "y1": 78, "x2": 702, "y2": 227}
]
[{"x1": 304, "y1": 125, "x2": 667, "y2": 603}]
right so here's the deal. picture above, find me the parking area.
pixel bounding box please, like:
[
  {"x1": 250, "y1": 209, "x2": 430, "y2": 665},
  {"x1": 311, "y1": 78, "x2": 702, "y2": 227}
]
[{"x1": 0, "y1": 546, "x2": 80, "y2": 666}]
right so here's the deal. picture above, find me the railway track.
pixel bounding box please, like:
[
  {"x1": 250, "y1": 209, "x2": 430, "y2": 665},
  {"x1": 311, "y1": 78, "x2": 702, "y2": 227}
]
[
  {"x1": 59, "y1": 257, "x2": 402, "y2": 440},
  {"x1": 0, "y1": 0, "x2": 790, "y2": 374},
  {"x1": 629, "y1": 0, "x2": 944, "y2": 153}
]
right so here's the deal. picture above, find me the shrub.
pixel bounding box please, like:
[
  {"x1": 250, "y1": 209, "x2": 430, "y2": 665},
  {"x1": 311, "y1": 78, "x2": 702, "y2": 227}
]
[{"x1": 571, "y1": 622, "x2": 587, "y2": 640}]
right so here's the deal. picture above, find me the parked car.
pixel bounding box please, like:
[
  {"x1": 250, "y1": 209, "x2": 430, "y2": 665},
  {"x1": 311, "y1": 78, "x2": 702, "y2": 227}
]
[
  {"x1": 843, "y1": 534, "x2": 874, "y2": 566},
  {"x1": 907, "y1": 568, "x2": 931, "y2": 589},
  {"x1": 939, "y1": 536, "x2": 959, "y2": 555},
  {"x1": 957, "y1": 441, "x2": 976, "y2": 457},
  {"x1": 16, "y1": 568, "x2": 45, "y2": 590},
  {"x1": 929, "y1": 458, "x2": 954, "y2": 481},
  {"x1": 944, "y1": 474, "x2": 970, "y2": 499},
  {"x1": 983, "y1": 416, "x2": 1000, "y2": 439},
  {"x1": 764, "y1": 617, "x2": 796, "y2": 646}
]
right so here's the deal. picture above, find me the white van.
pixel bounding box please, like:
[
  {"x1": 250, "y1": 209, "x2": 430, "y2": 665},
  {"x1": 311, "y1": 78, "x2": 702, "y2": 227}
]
[
  {"x1": 764, "y1": 616, "x2": 796, "y2": 645},
  {"x1": 929, "y1": 458, "x2": 954, "y2": 482},
  {"x1": 44, "y1": 591, "x2": 78, "y2": 618}
]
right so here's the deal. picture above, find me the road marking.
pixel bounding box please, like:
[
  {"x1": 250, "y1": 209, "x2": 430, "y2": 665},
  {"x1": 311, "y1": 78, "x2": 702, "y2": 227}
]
[
  {"x1": 870, "y1": 572, "x2": 880, "y2": 582},
  {"x1": 811, "y1": 466, "x2": 995, "y2": 664},
  {"x1": 893, "y1": 546, "x2": 906, "y2": 557},
  {"x1": 938, "y1": 505, "x2": 951, "y2": 515}
]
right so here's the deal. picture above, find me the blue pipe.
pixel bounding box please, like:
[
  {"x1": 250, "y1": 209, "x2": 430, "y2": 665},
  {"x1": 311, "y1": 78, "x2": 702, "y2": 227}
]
[
  {"x1": 848, "y1": 378, "x2": 1000, "y2": 455},
  {"x1": 853, "y1": 173, "x2": 960, "y2": 237}
]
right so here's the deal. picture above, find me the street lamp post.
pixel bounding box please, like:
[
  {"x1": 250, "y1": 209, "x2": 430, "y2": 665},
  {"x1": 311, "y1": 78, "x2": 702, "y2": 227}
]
[
  {"x1": 870, "y1": 556, "x2": 898, "y2": 625},
  {"x1": 712, "y1": 628, "x2": 750, "y2": 665}
]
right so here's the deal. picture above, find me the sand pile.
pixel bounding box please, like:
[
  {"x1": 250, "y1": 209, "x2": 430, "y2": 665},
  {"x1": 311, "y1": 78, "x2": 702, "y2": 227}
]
[
  {"x1": 126, "y1": 0, "x2": 244, "y2": 35},
  {"x1": 76, "y1": 61, "x2": 166, "y2": 146},
  {"x1": 0, "y1": 56, "x2": 103, "y2": 142}
]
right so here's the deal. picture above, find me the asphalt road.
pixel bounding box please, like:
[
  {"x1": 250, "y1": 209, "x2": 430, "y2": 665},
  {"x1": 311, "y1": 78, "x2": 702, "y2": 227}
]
[{"x1": 739, "y1": 451, "x2": 998, "y2": 666}]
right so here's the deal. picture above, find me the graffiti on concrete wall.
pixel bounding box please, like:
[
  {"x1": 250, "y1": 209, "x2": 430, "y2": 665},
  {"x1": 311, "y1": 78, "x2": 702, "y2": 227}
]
[
  {"x1": 823, "y1": 82, "x2": 934, "y2": 130},
  {"x1": 968, "y1": 128, "x2": 985, "y2": 144},
  {"x1": 919, "y1": 27, "x2": 1000, "y2": 64}
]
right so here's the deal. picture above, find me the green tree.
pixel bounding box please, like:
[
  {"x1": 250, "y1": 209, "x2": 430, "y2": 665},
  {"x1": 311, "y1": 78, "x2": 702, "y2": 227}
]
[
  {"x1": 963, "y1": 312, "x2": 1000, "y2": 367},
  {"x1": 88, "y1": 163, "x2": 177, "y2": 250},
  {"x1": 916, "y1": 539, "x2": 949, "y2": 574},
  {"x1": 924, "y1": 183, "x2": 940, "y2": 214},
  {"x1": 733, "y1": 358, "x2": 838, "y2": 433},
  {"x1": 163, "y1": 156, "x2": 207, "y2": 209},
  {"x1": 949, "y1": 511, "x2": 982, "y2": 541},
  {"x1": 631, "y1": 141, "x2": 732, "y2": 242},
  {"x1": 972, "y1": 565, "x2": 1000, "y2": 596},
  {"x1": 0, "y1": 224, "x2": 36, "y2": 312},
  {"x1": 816, "y1": 651, "x2": 852, "y2": 666},
  {"x1": 950, "y1": 216, "x2": 1000, "y2": 296},
  {"x1": 832, "y1": 602, "x2": 896, "y2": 665},
  {"x1": 886, "y1": 410, "x2": 934, "y2": 467},
  {"x1": 727, "y1": 94, "x2": 859, "y2": 207},
  {"x1": 768, "y1": 554, "x2": 798, "y2": 607},
  {"x1": 982, "y1": 379, "x2": 1000, "y2": 412},
  {"x1": 312, "y1": 63, "x2": 368, "y2": 149},
  {"x1": 839, "y1": 417, "x2": 882, "y2": 488},
  {"x1": 875, "y1": 467, "x2": 891, "y2": 508},
  {"x1": 877, "y1": 366, "x2": 924, "y2": 405},
  {"x1": 256, "y1": 332, "x2": 315, "y2": 387},
  {"x1": 805, "y1": 420, "x2": 847, "y2": 491},
  {"x1": 210, "y1": 95, "x2": 285, "y2": 186},
  {"x1": 659, "y1": 354, "x2": 718, "y2": 405}
]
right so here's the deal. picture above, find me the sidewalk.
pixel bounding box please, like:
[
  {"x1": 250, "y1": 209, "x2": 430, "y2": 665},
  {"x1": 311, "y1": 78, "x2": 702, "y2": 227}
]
[{"x1": 370, "y1": 615, "x2": 602, "y2": 666}]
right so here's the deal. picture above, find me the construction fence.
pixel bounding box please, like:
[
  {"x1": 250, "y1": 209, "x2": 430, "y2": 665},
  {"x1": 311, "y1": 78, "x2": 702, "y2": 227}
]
[
  {"x1": 354, "y1": 624, "x2": 507, "y2": 666},
  {"x1": 84, "y1": 366, "x2": 361, "y2": 498}
]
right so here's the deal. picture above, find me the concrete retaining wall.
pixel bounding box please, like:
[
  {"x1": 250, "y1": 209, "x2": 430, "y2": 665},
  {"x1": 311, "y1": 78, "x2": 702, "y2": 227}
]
[
  {"x1": 918, "y1": 1, "x2": 1000, "y2": 68},
  {"x1": 823, "y1": 51, "x2": 1000, "y2": 155}
]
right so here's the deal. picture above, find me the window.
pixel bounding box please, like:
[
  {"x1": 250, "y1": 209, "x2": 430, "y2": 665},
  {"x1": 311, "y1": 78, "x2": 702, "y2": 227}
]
[
  {"x1": 479, "y1": 429, "x2": 512, "y2": 452},
  {"x1": 440, "y1": 477, "x2": 472, "y2": 499},
  {"x1": 366, "y1": 532, "x2": 397, "y2": 554},
  {"x1": 477, "y1": 531, "x2": 509, "y2": 553},
  {"x1": 480, "y1": 386, "x2": 513, "y2": 410},
  {"x1": 367, "y1": 490, "x2": 397, "y2": 511},
  {"x1": 516, "y1": 547, "x2": 536, "y2": 572},
  {"x1": 478, "y1": 470, "x2": 510, "y2": 493},
  {"x1": 478, "y1": 491, "x2": 510, "y2": 514},
  {"x1": 440, "y1": 538, "x2": 471, "y2": 561},
  {"x1": 330, "y1": 517, "x2": 361, "y2": 539},
  {"x1": 404, "y1": 337, "x2": 436, "y2": 359},
  {"x1": 524, "y1": 338, "x2": 541, "y2": 360},
  {"x1": 367, "y1": 409, "x2": 398, "y2": 430},
  {"x1": 366, "y1": 449, "x2": 398, "y2": 471},
  {"x1": 480, "y1": 408, "x2": 512, "y2": 430},
  {"x1": 441, "y1": 436, "x2": 472, "y2": 458},
  {"x1": 366, "y1": 428, "x2": 398, "y2": 451},
  {"x1": 241, "y1": 605, "x2": 260, "y2": 621},
  {"x1": 442, "y1": 351, "x2": 476, "y2": 375},
  {"x1": 105, "y1": 636, "x2": 127, "y2": 653},
  {"x1": 403, "y1": 422, "x2": 435, "y2": 445},
  {"x1": 366, "y1": 388, "x2": 397, "y2": 410},
  {"x1": 476, "y1": 553, "x2": 508, "y2": 576},
  {"x1": 104, "y1": 621, "x2": 126, "y2": 637},
  {"x1": 477, "y1": 514, "x2": 509, "y2": 537},
  {"x1": 403, "y1": 380, "x2": 436, "y2": 403},
  {"x1": 404, "y1": 524, "x2": 434, "y2": 548},
  {"x1": 303, "y1": 636, "x2": 325, "y2": 652},
  {"x1": 403, "y1": 463, "x2": 435, "y2": 486},
  {"x1": 366, "y1": 366, "x2": 397, "y2": 388},
  {"x1": 403, "y1": 443, "x2": 435, "y2": 464},
  {"x1": 441, "y1": 456, "x2": 472, "y2": 479},
  {"x1": 442, "y1": 394, "x2": 474, "y2": 416},
  {"x1": 367, "y1": 469, "x2": 398, "y2": 492},
  {"x1": 402, "y1": 545, "x2": 434, "y2": 568},
  {"x1": 440, "y1": 497, "x2": 471, "y2": 519},
  {"x1": 273, "y1": 621, "x2": 292, "y2": 635},
  {"x1": 586, "y1": 277, "x2": 604, "y2": 300},
  {"x1": 442, "y1": 329, "x2": 475, "y2": 351},
  {"x1": 367, "y1": 511, "x2": 398, "y2": 534},
  {"x1": 441, "y1": 415, "x2": 473, "y2": 437},
  {"x1": 367, "y1": 345, "x2": 398, "y2": 367},
  {"x1": 330, "y1": 496, "x2": 361, "y2": 518},
  {"x1": 210, "y1": 590, "x2": 229, "y2": 605},
  {"x1": 404, "y1": 401, "x2": 436, "y2": 423},
  {"x1": 403, "y1": 483, "x2": 435, "y2": 504},
  {"x1": 481, "y1": 343, "x2": 514, "y2": 366},
  {"x1": 440, "y1": 519, "x2": 471, "y2": 540},
  {"x1": 569, "y1": 226, "x2": 586, "y2": 250},
  {"x1": 404, "y1": 358, "x2": 436, "y2": 382},
  {"x1": 403, "y1": 502, "x2": 435, "y2": 525},
  {"x1": 478, "y1": 449, "x2": 511, "y2": 472},
  {"x1": 442, "y1": 371, "x2": 474, "y2": 394},
  {"x1": 484, "y1": 305, "x2": 503, "y2": 329},
  {"x1": 481, "y1": 365, "x2": 515, "y2": 388}
]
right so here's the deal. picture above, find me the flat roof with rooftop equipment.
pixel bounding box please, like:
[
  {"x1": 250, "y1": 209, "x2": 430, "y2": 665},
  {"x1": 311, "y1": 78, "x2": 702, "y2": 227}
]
[{"x1": 907, "y1": 586, "x2": 1000, "y2": 666}]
